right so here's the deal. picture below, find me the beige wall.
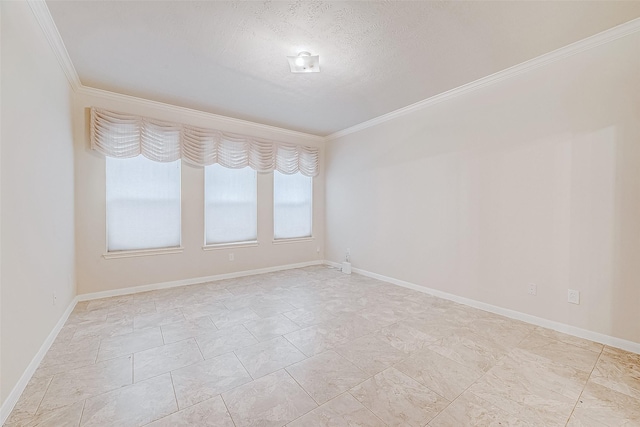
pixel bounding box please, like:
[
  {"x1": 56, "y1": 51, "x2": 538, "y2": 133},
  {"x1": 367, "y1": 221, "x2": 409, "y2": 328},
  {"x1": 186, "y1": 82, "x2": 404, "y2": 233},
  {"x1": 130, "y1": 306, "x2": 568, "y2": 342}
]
[
  {"x1": 74, "y1": 91, "x2": 325, "y2": 295},
  {"x1": 1, "y1": 1, "x2": 76, "y2": 403},
  {"x1": 325, "y1": 32, "x2": 640, "y2": 344}
]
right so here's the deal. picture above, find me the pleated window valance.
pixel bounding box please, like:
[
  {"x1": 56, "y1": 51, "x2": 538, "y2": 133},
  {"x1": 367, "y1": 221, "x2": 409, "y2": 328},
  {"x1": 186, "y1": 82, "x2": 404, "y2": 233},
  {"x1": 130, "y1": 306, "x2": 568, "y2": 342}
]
[{"x1": 90, "y1": 108, "x2": 319, "y2": 177}]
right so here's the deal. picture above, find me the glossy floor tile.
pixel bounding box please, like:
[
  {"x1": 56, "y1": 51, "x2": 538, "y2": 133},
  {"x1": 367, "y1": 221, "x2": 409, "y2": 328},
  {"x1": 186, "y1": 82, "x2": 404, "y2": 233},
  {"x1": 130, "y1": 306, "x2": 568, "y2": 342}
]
[
  {"x1": 234, "y1": 336, "x2": 306, "y2": 379},
  {"x1": 5, "y1": 266, "x2": 640, "y2": 427},
  {"x1": 145, "y1": 396, "x2": 234, "y2": 427},
  {"x1": 38, "y1": 356, "x2": 132, "y2": 413},
  {"x1": 589, "y1": 346, "x2": 640, "y2": 401},
  {"x1": 133, "y1": 338, "x2": 202, "y2": 382},
  {"x1": 395, "y1": 347, "x2": 484, "y2": 401},
  {"x1": 243, "y1": 314, "x2": 300, "y2": 342},
  {"x1": 287, "y1": 392, "x2": 385, "y2": 427},
  {"x1": 171, "y1": 352, "x2": 252, "y2": 409},
  {"x1": 160, "y1": 317, "x2": 218, "y2": 344},
  {"x1": 80, "y1": 374, "x2": 177, "y2": 427},
  {"x1": 6, "y1": 401, "x2": 85, "y2": 427},
  {"x1": 3, "y1": 376, "x2": 52, "y2": 425},
  {"x1": 195, "y1": 324, "x2": 258, "y2": 359},
  {"x1": 428, "y1": 391, "x2": 531, "y2": 426},
  {"x1": 286, "y1": 350, "x2": 368, "y2": 404},
  {"x1": 335, "y1": 334, "x2": 408, "y2": 376},
  {"x1": 569, "y1": 381, "x2": 640, "y2": 426},
  {"x1": 222, "y1": 369, "x2": 317, "y2": 427},
  {"x1": 96, "y1": 327, "x2": 163, "y2": 362},
  {"x1": 350, "y1": 367, "x2": 449, "y2": 426}
]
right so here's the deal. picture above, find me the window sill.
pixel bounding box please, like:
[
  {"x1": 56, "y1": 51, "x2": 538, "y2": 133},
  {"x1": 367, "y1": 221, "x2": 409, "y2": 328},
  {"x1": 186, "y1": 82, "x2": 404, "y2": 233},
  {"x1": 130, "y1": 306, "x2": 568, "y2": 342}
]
[
  {"x1": 272, "y1": 236, "x2": 315, "y2": 245},
  {"x1": 103, "y1": 246, "x2": 184, "y2": 259},
  {"x1": 202, "y1": 241, "x2": 259, "y2": 251}
]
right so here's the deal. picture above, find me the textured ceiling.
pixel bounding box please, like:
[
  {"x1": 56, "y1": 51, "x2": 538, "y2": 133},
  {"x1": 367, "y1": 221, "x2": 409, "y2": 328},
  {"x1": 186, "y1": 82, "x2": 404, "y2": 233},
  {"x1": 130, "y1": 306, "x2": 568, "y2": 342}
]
[{"x1": 47, "y1": 1, "x2": 640, "y2": 136}]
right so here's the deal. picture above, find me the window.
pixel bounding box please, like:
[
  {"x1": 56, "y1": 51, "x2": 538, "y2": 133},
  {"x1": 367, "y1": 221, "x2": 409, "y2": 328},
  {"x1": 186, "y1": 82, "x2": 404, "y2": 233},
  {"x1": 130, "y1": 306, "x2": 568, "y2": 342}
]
[
  {"x1": 274, "y1": 171, "x2": 312, "y2": 239},
  {"x1": 106, "y1": 156, "x2": 181, "y2": 252},
  {"x1": 205, "y1": 165, "x2": 257, "y2": 245}
]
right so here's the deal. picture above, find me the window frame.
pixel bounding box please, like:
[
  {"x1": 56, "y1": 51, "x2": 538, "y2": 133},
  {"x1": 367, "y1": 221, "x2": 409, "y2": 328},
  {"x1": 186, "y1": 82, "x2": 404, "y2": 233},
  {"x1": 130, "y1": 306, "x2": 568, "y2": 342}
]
[
  {"x1": 202, "y1": 164, "x2": 259, "y2": 249},
  {"x1": 103, "y1": 156, "x2": 183, "y2": 258},
  {"x1": 272, "y1": 171, "x2": 314, "y2": 242}
]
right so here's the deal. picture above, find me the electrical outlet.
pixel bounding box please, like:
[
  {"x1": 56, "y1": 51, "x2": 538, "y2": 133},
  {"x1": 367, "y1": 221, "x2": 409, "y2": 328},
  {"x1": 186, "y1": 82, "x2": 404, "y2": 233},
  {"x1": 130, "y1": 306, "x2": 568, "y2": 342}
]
[
  {"x1": 568, "y1": 289, "x2": 580, "y2": 304},
  {"x1": 528, "y1": 283, "x2": 537, "y2": 296},
  {"x1": 316, "y1": 246, "x2": 320, "y2": 254},
  {"x1": 52, "y1": 292, "x2": 57, "y2": 306},
  {"x1": 228, "y1": 253, "x2": 235, "y2": 262}
]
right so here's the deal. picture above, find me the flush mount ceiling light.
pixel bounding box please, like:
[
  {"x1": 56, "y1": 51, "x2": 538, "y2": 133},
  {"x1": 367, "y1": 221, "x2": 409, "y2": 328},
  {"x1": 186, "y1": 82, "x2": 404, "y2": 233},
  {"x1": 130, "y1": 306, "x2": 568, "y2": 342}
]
[{"x1": 287, "y1": 51, "x2": 320, "y2": 73}]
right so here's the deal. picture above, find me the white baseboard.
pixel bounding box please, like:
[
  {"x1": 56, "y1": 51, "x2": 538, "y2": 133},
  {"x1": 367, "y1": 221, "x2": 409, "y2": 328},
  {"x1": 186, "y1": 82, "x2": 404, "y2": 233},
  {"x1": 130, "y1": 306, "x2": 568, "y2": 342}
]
[
  {"x1": 78, "y1": 260, "x2": 324, "y2": 301},
  {"x1": 0, "y1": 296, "x2": 79, "y2": 425},
  {"x1": 325, "y1": 260, "x2": 640, "y2": 355},
  {"x1": 7, "y1": 258, "x2": 635, "y2": 426},
  {"x1": 1, "y1": 260, "x2": 323, "y2": 424},
  {"x1": 0, "y1": 259, "x2": 321, "y2": 423}
]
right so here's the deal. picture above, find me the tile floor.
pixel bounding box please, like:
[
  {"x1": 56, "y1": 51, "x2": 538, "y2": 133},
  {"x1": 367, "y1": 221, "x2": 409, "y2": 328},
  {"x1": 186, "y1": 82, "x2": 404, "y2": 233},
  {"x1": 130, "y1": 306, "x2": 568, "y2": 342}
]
[{"x1": 5, "y1": 266, "x2": 640, "y2": 426}]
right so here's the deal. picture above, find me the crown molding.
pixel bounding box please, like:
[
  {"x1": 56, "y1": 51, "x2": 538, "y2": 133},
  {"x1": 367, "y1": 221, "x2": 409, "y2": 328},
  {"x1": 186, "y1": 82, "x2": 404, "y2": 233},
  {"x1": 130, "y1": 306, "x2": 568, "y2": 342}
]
[
  {"x1": 26, "y1": 0, "x2": 324, "y2": 143},
  {"x1": 27, "y1": 0, "x2": 81, "y2": 91},
  {"x1": 76, "y1": 86, "x2": 325, "y2": 143},
  {"x1": 26, "y1": 0, "x2": 640, "y2": 144},
  {"x1": 326, "y1": 17, "x2": 640, "y2": 141}
]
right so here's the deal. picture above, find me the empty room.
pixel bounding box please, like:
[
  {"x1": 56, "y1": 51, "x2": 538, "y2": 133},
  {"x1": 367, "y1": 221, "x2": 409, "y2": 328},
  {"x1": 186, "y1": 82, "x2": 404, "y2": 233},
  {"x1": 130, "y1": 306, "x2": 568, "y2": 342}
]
[{"x1": 2, "y1": 1, "x2": 640, "y2": 426}]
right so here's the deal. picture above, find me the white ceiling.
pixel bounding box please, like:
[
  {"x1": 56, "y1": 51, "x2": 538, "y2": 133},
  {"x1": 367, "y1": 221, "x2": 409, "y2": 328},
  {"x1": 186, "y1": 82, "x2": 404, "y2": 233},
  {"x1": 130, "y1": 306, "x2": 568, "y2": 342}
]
[{"x1": 47, "y1": 1, "x2": 640, "y2": 136}]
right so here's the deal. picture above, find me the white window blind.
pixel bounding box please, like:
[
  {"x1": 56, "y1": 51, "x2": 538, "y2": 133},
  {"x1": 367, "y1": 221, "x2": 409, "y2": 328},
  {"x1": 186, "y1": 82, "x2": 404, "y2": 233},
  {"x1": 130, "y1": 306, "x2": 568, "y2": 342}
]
[
  {"x1": 274, "y1": 171, "x2": 312, "y2": 239},
  {"x1": 106, "y1": 156, "x2": 181, "y2": 251},
  {"x1": 205, "y1": 165, "x2": 257, "y2": 245}
]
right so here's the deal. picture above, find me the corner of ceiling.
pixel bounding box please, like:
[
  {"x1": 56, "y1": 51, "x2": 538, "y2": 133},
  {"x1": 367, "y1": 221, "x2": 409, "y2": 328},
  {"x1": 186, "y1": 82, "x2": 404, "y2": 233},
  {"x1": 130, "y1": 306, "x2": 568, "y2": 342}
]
[
  {"x1": 28, "y1": 0, "x2": 640, "y2": 146},
  {"x1": 26, "y1": 0, "x2": 326, "y2": 145},
  {"x1": 27, "y1": 0, "x2": 82, "y2": 92},
  {"x1": 324, "y1": 16, "x2": 640, "y2": 142},
  {"x1": 78, "y1": 86, "x2": 326, "y2": 143}
]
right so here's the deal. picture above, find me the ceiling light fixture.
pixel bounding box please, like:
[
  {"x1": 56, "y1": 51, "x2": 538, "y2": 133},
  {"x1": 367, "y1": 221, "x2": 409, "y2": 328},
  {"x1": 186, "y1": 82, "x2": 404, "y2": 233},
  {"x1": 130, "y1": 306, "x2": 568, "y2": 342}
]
[{"x1": 287, "y1": 51, "x2": 320, "y2": 73}]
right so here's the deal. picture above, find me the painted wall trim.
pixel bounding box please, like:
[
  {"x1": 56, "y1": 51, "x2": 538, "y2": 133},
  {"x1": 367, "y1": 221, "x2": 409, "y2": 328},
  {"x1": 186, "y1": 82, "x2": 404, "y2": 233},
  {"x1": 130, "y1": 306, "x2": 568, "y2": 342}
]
[
  {"x1": 0, "y1": 296, "x2": 79, "y2": 425},
  {"x1": 77, "y1": 260, "x2": 324, "y2": 301},
  {"x1": 102, "y1": 246, "x2": 185, "y2": 260},
  {"x1": 325, "y1": 17, "x2": 640, "y2": 141},
  {"x1": 0, "y1": 260, "x2": 322, "y2": 422},
  {"x1": 27, "y1": 0, "x2": 81, "y2": 91},
  {"x1": 77, "y1": 86, "x2": 326, "y2": 143},
  {"x1": 324, "y1": 261, "x2": 640, "y2": 355},
  {"x1": 27, "y1": 0, "x2": 640, "y2": 144},
  {"x1": 25, "y1": 1, "x2": 324, "y2": 143}
]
